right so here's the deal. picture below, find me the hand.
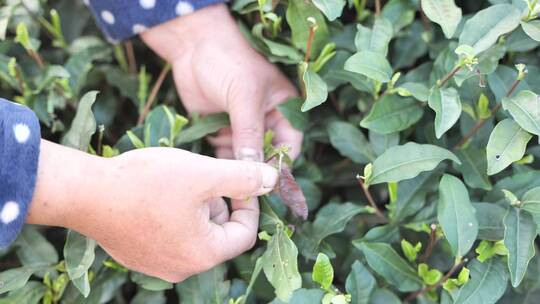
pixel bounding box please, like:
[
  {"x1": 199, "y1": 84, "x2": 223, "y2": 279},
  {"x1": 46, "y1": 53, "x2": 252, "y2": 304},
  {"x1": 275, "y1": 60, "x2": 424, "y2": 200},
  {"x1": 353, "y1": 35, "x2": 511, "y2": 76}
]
[
  {"x1": 28, "y1": 140, "x2": 278, "y2": 282},
  {"x1": 141, "y1": 4, "x2": 303, "y2": 161}
]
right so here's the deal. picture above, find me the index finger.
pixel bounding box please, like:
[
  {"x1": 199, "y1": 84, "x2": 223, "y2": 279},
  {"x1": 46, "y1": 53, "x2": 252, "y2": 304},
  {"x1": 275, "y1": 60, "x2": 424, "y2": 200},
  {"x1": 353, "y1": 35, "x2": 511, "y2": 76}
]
[{"x1": 209, "y1": 197, "x2": 260, "y2": 261}]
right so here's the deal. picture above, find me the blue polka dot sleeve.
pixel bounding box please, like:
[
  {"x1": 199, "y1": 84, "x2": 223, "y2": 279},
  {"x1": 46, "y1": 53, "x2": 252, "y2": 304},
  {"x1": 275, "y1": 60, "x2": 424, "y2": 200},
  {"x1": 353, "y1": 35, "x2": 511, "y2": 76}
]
[
  {"x1": 0, "y1": 98, "x2": 41, "y2": 248},
  {"x1": 85, "y1": 0, "x2": 228, "y2": 42}
]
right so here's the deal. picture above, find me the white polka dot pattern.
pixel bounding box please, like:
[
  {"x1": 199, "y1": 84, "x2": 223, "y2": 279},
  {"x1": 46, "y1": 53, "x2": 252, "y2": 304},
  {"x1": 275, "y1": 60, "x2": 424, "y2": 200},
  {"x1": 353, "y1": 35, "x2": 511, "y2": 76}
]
[
  {"x1": 101, "y1": 10, "x2": 115, "y2": 25},
  {"x1": 1, "y1": 202, "x2": 20, "y2": 224},
  {"x1": 140, "y1": 0, "x2": 156, "y2": 9},
  {"x1": 13, "y1": 123, "x2": 30, "y2": 143},
  {"x1": 133, "y1": 24, "x2": 147, "y2": 34},
  {"x1": 176, "y1": 1, "x2": 194, "y2": 15}
]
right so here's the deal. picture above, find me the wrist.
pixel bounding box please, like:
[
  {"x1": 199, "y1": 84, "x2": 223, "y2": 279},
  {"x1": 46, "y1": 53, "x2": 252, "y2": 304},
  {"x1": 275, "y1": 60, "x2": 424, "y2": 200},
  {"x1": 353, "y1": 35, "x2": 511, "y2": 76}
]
[
  {"x1": 27, "y1": 140, "x2": 111, "y2": 230},
  {"x1": 140, "y1": 4, "x2": 236, "y2": 63}
]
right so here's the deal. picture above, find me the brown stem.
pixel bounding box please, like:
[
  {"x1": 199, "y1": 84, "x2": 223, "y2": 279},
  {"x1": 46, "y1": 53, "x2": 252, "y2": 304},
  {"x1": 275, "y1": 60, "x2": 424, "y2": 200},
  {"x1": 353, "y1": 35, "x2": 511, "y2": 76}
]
[
  {"x1": 28, "y1": 50, "x2": 44, "y2": 69},
  {"x1": 419, "y1": 1, "x2": 431, "y2": 31},
  {"x1": 137, "y1": 63, "x2": 171, "y2": 125},
  {"x1": 124, "y1": 41, "x2": 137, "y2": 74},
  {"x1": 375, "y1": 0, "x2": 381, "y2": 16},
  {"x1": 439, "y1": 66, "x2": 462, "y2": 88},
  {"x1": 453, "y1": 78, "x2": 522, "y2": 150},
  {"x1": 357, "y1": 178, "x2": 388, "y2": 222},
  {"x1": 420, "y1": 224, "x2": 437, "y2": 263},
  {"x1": 304, "y1": 25, "x2": 317, "y2": 63},
  {"x1": 405, "y1": 260, "x2": 465, "y2": 302}
]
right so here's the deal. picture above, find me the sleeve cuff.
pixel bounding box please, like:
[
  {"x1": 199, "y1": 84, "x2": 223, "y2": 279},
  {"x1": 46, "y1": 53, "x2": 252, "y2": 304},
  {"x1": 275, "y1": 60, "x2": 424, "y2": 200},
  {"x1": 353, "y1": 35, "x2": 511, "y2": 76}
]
[
  {"x1": 0, "y1": 98, "x2": 41, "y2": 248},
  {"x1": 85, "y1": 0, "x2": 228, "y2": 42}
]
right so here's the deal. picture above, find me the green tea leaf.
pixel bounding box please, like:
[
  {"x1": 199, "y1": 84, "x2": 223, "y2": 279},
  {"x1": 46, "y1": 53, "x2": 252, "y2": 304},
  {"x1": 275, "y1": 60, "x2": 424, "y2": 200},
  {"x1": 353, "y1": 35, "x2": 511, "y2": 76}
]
[
  {"x1": 15, "y1": 226, "x2": 58, "y2": 266},
  {"x1": 175, "y1": 113, "x2": 229, "y2": 145},
  {"x1": 522, "y1": 187, "x2": 540, "y2": 215},
  {"x1": 344, "y1": 51, "x2": 393, "y2": 83},
  {"x1": 486, "y1": 119, "x2": 532, "y2": 175},
  {"x1": 360, "y1": 95, "x2": 423, "y2": 134},
  {"x1": 355, "y1": 242, "x2": 423, "y2": 292},
  {"x1": 368, "y1": 142, "x2": 460, "y2": 185},
  {"x1": 521, "y1": 20, "x2": 540, "y2": 41},
  {"x1": 327, "y1": 121, "x2": 375, "y2": 163},
  {"x1": 0, "y1": 281, "x2": 46, "y2": 304},
  {"x1": 301, "y1": 63, "x2": 328, "y2": 112},
  {"x1": 502, "y1": 90, "x2": 540, "y2": 136},
  {"x1": 64, "y1": 230, "x2": 96, "y2": 297},
  {"x1": 473, "y1": 203, "x2": 506, "y2": 241},
  {"x1": 345, "y1": 261, "x2": 376, "y2": 304},
  {"x1": 175, "y1": 264, "x2": 229, "y2": 303},
  {"x1": 459, "y1": 4, "x2": 522, "y2": 55},
  {"x1": 0, "y1": 266, "x2": 44, "y2": 294},
  {"x1": 503, "y1": 208, "x2": 537, "y2": 287},
  {"x1": 454, "y1": 258, "x2": 508, "y2": 304},
  {"x1": 437, "y1": 174, "x2": 479, "y2": 257},
  {"x1": 456, "y1": 146, "x2": 492, "y2": 190},
  {"x1": 421, "y1": 0, "x2": 462, "y2": 38},
  {"x1": 312, "y1": 253, "x2": 333, "y2": 290},
  {"x1": 354, "y1": 18, "x2": 393, "y2": 55},
  {"x1": 131, "y1": 272, "x2": 173, "y2": 291},
  {"x1": 428, "y1": 87, "x2": 462, "y2": 138},
  {"x1": 61, "y1": 91, "x2": 98, "y2": 151},
  {"x1": 286, "y1": 0, "x2": 329, "y2": 56},
  {"x1": 262, "y1": 227, "x2": 302, "y2": 302},
  {"x1": 312, "y1": 0, "x2": 346, "y2": 21}
]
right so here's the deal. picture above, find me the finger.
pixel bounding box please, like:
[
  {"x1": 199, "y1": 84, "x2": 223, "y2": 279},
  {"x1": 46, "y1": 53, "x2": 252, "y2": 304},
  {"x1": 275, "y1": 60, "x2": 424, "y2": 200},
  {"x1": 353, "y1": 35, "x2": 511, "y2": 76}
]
[
  {"x1": 208, "y1": 198, "x2": 230, "y2": 224},
  {"x1": 198, "y1": 157, "x2": 278, "y2": 200},
  {"x1": 216, "y1": 147, "x2": 234, "y2": 159},
  {"x1": 266, "y1": 109, "x2": 303, "y2": 159},
  {"x1": 210, "y1": 197, "x2": 259, "y2": 260},
  {"x1": 228, "y1": 85, "x2": 265, "y2": 161},
  {"x1": 207, "y1": 128, "x2": 232, "y2": 148}
]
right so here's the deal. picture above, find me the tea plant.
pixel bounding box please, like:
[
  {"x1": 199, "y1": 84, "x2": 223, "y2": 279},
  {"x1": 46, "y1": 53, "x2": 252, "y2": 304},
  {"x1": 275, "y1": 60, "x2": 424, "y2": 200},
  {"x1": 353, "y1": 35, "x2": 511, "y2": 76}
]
[{"x1": 2, "y1": 0, "x2": 540, "y2": 303}]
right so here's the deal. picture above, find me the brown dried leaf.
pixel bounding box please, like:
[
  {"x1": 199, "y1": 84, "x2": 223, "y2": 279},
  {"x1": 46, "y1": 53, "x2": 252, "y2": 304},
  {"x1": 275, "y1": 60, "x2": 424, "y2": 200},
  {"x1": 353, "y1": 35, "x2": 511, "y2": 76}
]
[{"x1": 277, "y1": 167, "x2": 308, "y2": 220}]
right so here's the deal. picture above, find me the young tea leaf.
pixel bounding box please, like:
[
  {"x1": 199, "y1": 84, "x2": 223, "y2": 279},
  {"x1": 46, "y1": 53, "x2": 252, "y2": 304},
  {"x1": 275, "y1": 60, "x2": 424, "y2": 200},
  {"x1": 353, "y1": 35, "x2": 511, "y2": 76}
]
[{"x1": 312, "y1": 253, "x2": 334, "y2": 290}]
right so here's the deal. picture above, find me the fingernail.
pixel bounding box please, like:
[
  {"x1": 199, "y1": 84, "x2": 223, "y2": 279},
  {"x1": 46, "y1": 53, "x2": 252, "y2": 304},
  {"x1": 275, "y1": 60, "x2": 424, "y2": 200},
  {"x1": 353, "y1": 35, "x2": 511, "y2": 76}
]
[
  {"x1": 236, "y1": 148, "x2": 263, "y2": 162},
  {"x1": 260, "y1": 165, "x2": 279, "y2": 194}
]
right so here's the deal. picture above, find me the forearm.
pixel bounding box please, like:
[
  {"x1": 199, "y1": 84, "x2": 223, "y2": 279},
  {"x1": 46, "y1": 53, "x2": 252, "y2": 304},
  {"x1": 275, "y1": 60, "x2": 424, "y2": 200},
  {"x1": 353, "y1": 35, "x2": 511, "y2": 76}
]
[{"x1": 27, "y1": 140, "x2": 110, "y2": 230}]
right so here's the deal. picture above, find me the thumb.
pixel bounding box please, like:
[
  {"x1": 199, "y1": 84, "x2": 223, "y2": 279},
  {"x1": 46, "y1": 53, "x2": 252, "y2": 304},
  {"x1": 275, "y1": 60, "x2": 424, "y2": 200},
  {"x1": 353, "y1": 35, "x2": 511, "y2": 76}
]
[{"x1": 201, "y1": 158, "x2": 279, "y2": 200}]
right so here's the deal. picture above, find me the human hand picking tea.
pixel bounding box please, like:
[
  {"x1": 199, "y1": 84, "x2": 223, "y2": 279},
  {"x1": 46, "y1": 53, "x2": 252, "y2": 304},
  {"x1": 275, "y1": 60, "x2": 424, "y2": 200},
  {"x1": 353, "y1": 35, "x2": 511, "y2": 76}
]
[{"x1": 0, "y1": 1, "x2": 302, "y2": 283}]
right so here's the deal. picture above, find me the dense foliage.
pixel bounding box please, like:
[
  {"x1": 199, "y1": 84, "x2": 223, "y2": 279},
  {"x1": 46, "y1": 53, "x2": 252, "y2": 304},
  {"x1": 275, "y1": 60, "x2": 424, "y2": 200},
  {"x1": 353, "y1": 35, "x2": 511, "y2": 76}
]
[{"x1": 2, "y1": 0, "x2": 540, "y2": 303}]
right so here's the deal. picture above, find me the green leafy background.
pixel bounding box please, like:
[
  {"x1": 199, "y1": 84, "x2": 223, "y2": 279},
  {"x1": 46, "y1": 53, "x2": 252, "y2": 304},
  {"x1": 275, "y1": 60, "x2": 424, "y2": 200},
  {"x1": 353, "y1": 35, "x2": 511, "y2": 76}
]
[{"x1": 2, "y1": 0, "x2": 540, "y2": 303}]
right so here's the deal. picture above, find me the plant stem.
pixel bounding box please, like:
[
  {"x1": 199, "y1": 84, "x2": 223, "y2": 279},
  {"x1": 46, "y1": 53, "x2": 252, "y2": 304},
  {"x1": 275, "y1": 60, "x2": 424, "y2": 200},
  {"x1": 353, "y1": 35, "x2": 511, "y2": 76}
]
[
  {"x1": 405, "y1": 259, "x2": 465, "y2": 302},
  {"x1": 357, "y1": 178, "x2": 388, "y2": 222},
  {"x1": 124, "y1": 41, "x2": 137, "y2": 74},
  {"x1": 438, "y1": 66, "x2": 462, "y2": 88},
  {"x1": 419, "y1": 0, "x2": 431, "y2": 31},
  {"x1": 453, "y1": 78, "x2": 522, "y2": 150},
  {"x1": 420, "y1": 224, "x2": 437, "y2": 263},
  {"x1": 137, "y1": 63, "x2": 171, "y2": 125},
  {"x1": 375, "y1": 0, "x2": 381, "y2": 16},
  {"x1": 304, "y1": 25, "x2": 317, "y2": 63}
]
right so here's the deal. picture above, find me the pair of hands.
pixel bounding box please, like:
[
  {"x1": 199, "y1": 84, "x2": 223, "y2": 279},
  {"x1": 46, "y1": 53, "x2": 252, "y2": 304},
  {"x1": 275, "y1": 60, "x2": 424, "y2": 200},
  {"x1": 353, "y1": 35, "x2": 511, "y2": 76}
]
[{"x1": 27, "y1": 4, "x2": 302, "y2": 282}]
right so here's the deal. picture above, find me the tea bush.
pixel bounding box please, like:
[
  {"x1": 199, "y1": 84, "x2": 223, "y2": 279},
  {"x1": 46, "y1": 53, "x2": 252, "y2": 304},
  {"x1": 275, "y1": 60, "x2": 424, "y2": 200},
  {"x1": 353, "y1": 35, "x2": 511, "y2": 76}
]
[{"x1": 2, "y1": 0, "x2": 540, "y2": 303}]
